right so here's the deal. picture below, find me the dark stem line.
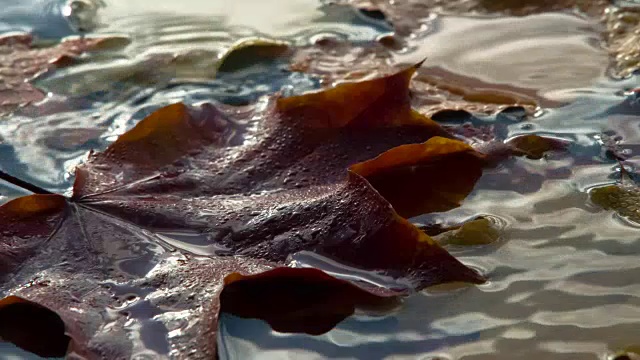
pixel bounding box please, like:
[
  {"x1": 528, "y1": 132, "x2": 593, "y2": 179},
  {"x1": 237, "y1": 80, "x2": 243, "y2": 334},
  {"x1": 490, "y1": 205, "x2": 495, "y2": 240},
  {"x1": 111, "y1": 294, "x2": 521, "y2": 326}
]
[{"x1": 0, "y1": 169, "x2": 54, "y2": 195}]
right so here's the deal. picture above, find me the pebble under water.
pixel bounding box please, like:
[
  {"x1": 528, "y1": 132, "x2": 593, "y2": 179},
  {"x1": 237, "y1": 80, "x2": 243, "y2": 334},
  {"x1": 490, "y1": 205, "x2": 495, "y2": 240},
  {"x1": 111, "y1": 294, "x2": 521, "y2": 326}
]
[{"x1": 1, "y1": 0, "x2": 640, "y2": 359}]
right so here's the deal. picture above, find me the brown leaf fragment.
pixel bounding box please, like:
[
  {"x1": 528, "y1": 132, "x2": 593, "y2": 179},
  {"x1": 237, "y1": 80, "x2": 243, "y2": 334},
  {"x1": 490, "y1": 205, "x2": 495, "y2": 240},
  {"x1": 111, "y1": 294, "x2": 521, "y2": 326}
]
[
  {"x1": 276, "y1": 61, "x2": 434, "y2": 129},
  {"x1": 0, "y1": 33, "x2": 110, "y2": 114}
]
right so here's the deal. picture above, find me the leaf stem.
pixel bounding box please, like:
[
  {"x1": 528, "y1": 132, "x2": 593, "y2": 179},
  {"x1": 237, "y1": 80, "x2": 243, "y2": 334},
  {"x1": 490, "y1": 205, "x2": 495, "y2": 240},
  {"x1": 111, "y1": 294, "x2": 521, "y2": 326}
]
[{"x1": 0, "y1": 169, "x2": 53, "y2": 195}]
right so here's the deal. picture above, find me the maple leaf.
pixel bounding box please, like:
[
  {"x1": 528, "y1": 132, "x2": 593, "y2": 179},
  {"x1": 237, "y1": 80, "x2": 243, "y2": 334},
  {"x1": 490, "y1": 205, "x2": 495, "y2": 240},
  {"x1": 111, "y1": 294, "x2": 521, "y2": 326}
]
[
  {"x1": 0, "y1": 64, "x2": 502, "y2": 358},
  {"x1": 0, "y1": 33, "x2": 111, "y2": 114}
]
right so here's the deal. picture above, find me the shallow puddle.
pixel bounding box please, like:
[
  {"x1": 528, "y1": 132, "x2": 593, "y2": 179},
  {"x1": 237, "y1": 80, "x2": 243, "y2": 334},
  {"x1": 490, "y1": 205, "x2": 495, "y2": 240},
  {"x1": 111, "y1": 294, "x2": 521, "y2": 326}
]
[{"x1": 1, "y1": 0, "x2": 640, "y2": 359}]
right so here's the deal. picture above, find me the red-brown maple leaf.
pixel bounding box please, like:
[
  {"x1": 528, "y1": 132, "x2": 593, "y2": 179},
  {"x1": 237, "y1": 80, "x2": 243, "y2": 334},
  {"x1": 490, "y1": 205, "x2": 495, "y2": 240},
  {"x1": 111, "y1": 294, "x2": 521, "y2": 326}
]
[{"x1": 1, "y1": 64, "x2": 495, "y2": 359}]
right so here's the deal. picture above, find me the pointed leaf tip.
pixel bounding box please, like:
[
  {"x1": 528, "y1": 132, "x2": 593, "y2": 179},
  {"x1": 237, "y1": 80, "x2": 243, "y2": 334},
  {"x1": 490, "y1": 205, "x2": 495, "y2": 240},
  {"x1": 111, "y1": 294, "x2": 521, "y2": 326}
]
[
  {"x1": 275, "y1": 63, "x2": 434, "y2": 129},
  {"x1": 220, "y1": 267, "x2": 400, "y2": 335}
]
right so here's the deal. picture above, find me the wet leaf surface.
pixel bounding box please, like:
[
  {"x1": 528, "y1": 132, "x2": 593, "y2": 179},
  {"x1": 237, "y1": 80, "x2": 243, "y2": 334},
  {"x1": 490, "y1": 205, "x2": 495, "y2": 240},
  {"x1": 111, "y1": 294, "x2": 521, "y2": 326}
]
[{"x1": 0, "y1": 65, "x2": 518, "y2": 358}]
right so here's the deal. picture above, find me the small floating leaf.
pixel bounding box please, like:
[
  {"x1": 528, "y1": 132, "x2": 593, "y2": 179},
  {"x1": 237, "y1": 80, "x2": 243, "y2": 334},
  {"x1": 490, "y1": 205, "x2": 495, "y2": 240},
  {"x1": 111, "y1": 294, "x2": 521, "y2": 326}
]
[
  {"x1": 436, "y1": 217, "x2": 502, "y2": 246},
  {"x1": 505, "y1": 134, "x2": 569, "y2": 159},
  {"x1": 216, "y1": 38, "x2": 291, "y2": 73}
]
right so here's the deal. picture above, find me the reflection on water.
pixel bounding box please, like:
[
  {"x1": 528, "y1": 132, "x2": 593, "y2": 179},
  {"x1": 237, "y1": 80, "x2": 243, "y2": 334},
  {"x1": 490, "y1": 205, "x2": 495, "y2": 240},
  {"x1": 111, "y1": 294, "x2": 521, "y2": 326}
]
[
  {"x1": 396, "y1": 13, "x2": 610, "y2": 101},
  {"x1": 1, "y1": 0, "x2": 640, "y2": 359},
  {"x1": 99, "y1": 0, "x2": 390, "y2": 46},
  {"x1": 288, "y1": 250, "x2": 415, "y2": 291}
]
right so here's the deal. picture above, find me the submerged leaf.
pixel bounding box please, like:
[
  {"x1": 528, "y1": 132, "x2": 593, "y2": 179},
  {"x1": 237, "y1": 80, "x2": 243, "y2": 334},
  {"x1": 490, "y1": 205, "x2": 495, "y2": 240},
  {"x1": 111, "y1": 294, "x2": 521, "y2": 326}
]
[
  {"x1": 411, "y1": 67, "x2": 563, "y2": 116},
  {"x1": 290, "y1": 40, "x2": 554, "y2": 115},
  {"x1": 290, "y1": 37, "x2": 394, "y2": 85},
  {"x1": 590, "y1": 183, "x2": 640, "y2": 224},
  {"x1": 435, "y1": 217, "x2": 502, "y2": 246},
  {"x1": 0, "y1": 33, "x2": 110, "y2": 114},
  {"x1": 0, "y1": 64, "x2": 493, "y2": 358}
]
